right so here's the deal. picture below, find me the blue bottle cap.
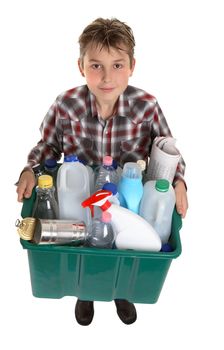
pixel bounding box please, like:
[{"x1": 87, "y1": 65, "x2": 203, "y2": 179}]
[
  {"x1": 161, "y1": 243, "x2": 173, "y2": 252},
  {"x1": 45, "y1": 158, "x2": 57, "y2": 168},
  {"x1": 64, "y1": 155, "x2": 79, "y2": 162},
  {"x1": 102, "y1": 182, "x2": 118, "y2": 195}
]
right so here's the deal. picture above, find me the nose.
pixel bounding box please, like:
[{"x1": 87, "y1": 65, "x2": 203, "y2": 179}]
[{"x1": 102, "y1": 68, "x2": 112, "y2": 83}]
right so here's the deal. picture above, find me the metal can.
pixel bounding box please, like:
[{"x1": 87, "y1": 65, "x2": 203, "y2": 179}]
[
  {"x1": 33, "y1": 219, "x2": 87, "y2": 245},
  {"x1": 16, "y1": 218, "x2": 37, "y2": 240}
]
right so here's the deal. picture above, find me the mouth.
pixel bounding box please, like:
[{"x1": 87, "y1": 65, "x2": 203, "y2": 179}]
[{"x1": 99, "y1": 87, "x2": 115, "y2": 93}]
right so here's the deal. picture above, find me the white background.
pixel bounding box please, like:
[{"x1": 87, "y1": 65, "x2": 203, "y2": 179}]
[{"x1": 0, "y1": 0, "x2": 223, "y2": 349}]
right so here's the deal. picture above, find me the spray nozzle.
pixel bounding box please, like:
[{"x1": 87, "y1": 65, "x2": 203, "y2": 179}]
[{"x1": 81, "y1": 190, "x2": 112, "y2": 217}]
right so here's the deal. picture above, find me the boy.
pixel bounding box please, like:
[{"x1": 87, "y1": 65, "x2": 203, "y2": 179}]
[{"x1": 16, "y1": 18, "x2": 188, "y2": 325}]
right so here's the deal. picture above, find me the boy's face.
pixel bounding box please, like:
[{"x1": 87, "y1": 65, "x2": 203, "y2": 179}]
[{"x1": 78, "y1": 44, "x2": 135, "y2": 107}]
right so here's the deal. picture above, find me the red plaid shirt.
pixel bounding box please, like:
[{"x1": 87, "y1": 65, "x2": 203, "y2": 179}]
[{"x1": 25, "y1": 85, "x2": 186, "y2": 185}]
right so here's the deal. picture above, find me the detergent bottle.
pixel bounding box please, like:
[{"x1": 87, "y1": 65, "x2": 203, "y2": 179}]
[
  {"x1": 117, "y1": 162, "x2": 143, "y2": 214},
  {"x1": 82, "y1": 190, "x2": 161, "y2": 252}
]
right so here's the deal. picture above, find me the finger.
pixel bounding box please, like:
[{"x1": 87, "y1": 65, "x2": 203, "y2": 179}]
[
  {"x1": 24, "y1": 183, "x2": 35, "y2": 198},
  {"x1": 16, "y1": 180, "x2": 27, "y2": 202}
]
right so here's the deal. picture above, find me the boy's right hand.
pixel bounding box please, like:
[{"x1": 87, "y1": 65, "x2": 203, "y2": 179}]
[{"x1": 16, "y1": 170, "x2": 36, "y2": 202}]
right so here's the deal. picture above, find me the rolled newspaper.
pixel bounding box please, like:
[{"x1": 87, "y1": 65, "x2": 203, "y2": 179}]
[{"x1": 146, "y1": 137, "x2": 180, "y2": 184}]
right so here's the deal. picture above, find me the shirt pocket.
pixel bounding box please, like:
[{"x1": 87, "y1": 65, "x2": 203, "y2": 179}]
[
  {"x1": 120, "y1": 136, "x2": 151, "y2": 165},
  {"x1": 63, "y1": 135, "x2": 95, "y2": 164}
]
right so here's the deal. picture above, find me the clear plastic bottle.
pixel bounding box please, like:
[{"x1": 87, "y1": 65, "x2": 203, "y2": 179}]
[
  {"x1": 86, "y1": 211, "x2": 115, "y2": 249},
  {"x1": 32, "y1": 175, "x2": 59, "y2": 219},
  {"x1": 139, "y1": 179, "x2": 175, "y2": 244},
  {"x1": 44, "y1": 158, "x2": 59, "y2": 200},
  {"x1": 95, "y1": 156, "x2": 119, "y2": 191}
]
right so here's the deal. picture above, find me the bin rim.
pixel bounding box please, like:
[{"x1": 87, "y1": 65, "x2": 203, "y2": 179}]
[{"x1": 20, "y1": 210, "x2": 182, "y2": 259}]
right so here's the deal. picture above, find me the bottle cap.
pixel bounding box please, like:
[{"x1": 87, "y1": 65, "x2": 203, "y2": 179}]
[
  {"x1": 45, "y1": 158, "x2": 57, "y2": 168},
  {"x1": 102, "y1": 182, "x2": 118, "y2": 195},
  {"x1": 103, "y1": 156, "x2": 113, "y2": 166},
  {"x1": 161, "y1": 243, "x2": 173, "y2": 252},
  {"x1": 137, "y1": 159, "x2": 146, "y2": 171},
  {"x1": 64, "y1": 155, "x2": 79, "y2": 162},
  {"x1": 101, "y1": 211, "x2": 112, "y2": 223},
  {"x1": 155, "y1": 179, "x2": 169, "y2": 192},
  {"x1": 38, "y1": 175, "x2": 53, "y2": 188}
]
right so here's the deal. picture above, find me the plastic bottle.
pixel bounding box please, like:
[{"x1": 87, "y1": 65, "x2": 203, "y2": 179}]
[
  {"x1": 44, "y1": 158, "x2": 59, "y2": 201},
  {"x1": 82, "y1": 190, "x2": 161, "y2": 252},
  {"x1": 78, "y1": 159, "x2": 95, "y2": 195},
  {"x1": 86, "y1": 211, "x2": 115, "y2": 249},
  {"x1": 95, "y1": 156, "x2": 119, "y2": 191},
  {"x1": 44, "y1": 158, "x2": 58, "y2": 180},
  {"x1": 117, "y1": 162, "x2": 143, "y2": 214},
  {"x1": 112, "y1": 159, "x2": 122, "y2": 182},
  {"x1": 56, "y1": 155, "x2": 91, "y2": 225},
  {"x1": 32, "y1": 175, "x2": 59, "y2": 219},
  {"x1": 139, "y1": 179, "x2": 175, "y2": 244}
]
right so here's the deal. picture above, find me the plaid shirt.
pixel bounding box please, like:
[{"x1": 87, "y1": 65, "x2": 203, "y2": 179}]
[{"x1": 25, "y1": 85, "x2": 186, "y2": 185}]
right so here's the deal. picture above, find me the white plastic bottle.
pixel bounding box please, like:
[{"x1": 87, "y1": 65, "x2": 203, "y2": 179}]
[
  {"x1": 56, "y1": 155, "x2": 91, "y2": 225},
  {"x1": 82, "y1": 190, "x2": 161, "y2": 252},
  {"x1": 139, "y1": 179, "x2": 175, "y2": 244},
  {"x1": 95, "y1": 156, "x2": 119, "y2": 191},
  {"x1": 86, "y1": 211, "x2": 115, "y2": 248}
]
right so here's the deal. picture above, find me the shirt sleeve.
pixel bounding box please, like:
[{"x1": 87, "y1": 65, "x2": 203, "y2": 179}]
[
  {"x1": 151, "y1": 101, "x2": 187, "y2": 187},
  {"x1": 24, "y1": 99, "x2": 63, "y2": 171}
]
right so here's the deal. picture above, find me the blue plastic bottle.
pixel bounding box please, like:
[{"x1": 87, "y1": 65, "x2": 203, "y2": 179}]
[{"x1": 117, "y1": 162, "x2": 143, "y2": 214}]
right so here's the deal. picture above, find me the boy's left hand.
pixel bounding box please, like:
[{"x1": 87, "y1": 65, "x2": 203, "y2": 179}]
[{"x1": 174, "y1": 181, "x2": 188, "y2": 218}]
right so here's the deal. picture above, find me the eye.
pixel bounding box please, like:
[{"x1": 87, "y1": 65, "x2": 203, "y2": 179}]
[
  {"x1": 113, "y1": 63, "x2": 123, "y2": 69},
  {"x1": 91, "y1": 64, "x2": 102, "y2": 69}
]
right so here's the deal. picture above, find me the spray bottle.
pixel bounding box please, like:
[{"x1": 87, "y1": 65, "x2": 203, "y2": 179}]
[{"x1": 82, "y1": 190, "x2": 161, "y2": 252}]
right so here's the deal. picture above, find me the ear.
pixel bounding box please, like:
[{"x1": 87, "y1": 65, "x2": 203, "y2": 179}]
[
  {"x1": 129, "y1": 58, "x2": 136, "y2": 77},
  {"x1": 78, "y1": 59, "x2": 85, "y2": 77}
]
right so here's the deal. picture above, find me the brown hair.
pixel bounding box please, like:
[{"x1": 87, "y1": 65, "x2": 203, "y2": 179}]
[{"x1": 78, "y1": 18, "x2": 135, "y2": 67}]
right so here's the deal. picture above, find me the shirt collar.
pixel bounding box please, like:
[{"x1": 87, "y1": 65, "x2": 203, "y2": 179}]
[{"x1": 87, "y1": 85, "x2": 146, "y2": 124}]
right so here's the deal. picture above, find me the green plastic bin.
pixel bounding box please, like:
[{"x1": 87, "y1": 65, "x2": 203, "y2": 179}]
[{"x1": 20, "y1": 196, "x2": 182, "y2": 303}]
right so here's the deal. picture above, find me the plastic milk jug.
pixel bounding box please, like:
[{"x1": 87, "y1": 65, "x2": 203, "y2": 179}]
[
  {"x1": 139, "y1": 179, "x2": 175, "y2": 244},
  {"x1": 57, "y1": 155, "x2": 91, "y2": 225}
]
